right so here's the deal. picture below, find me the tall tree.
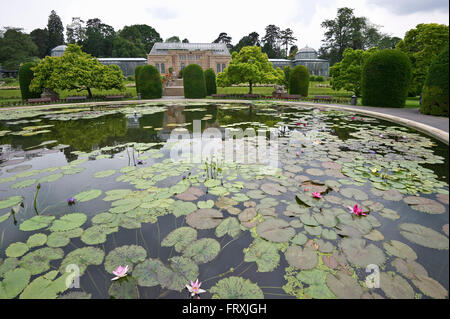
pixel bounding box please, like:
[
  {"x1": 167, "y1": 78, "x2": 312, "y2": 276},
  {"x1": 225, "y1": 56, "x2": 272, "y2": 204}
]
[
  {"x1": 112, "y1": 37, "x2": 146, "y2": 57},
  {"x1": 66, "y1": 17, "x2": 86, "y2": 45},
  {"x1": 165, "y1": 36, "x2": 181, "y2": 43},
  {"x1": 0, "y1": 28, "x2": 38, "y2": 69},
  {"x1": 280, "y1": 28, "x2": 297, "y2": 58},
  {"x1": 288, "y1": 45, "x2": 298, "y2": 59},
  {"x1": 396, "y1": 23, "x2": 449, "y2": 96},
  {"x1": 233, "y1": 32, "x2": 260, "y2": 53},
  {"x1": 262, "y1": 25, "x2": 282, "y2": 58},
  {"x1": 30, "y1": 28, "x2": 49, "y2": 58},
  {"x1": 47, "y1": 10, "x2": 65, "y2": 50},
  {"x1": 213, "y1": 32, "x2": 232, "y2": 49},
  {"x1": 82, "y1": 18, "x2": 116, "y2": 57},
  {"x1": 119, "y1": 24, "x2": 162, "y2": 53},
  {"x1": 182, "y1": 38, "x2": 189, "y2": 43}
]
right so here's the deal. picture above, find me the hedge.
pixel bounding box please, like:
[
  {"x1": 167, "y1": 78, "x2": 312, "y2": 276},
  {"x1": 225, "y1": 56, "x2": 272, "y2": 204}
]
[
  {"x1": 134, "y1": 65, "x2": 144, "y2": 95},
  {"x1": 421, "y1": 46, "x2": 448, "y2": 116},
  {"x1": 204, "y1": 68, "x2": 217, "y2": 96},
  {"x1": 361, "y1": 49, "x2": 412, "y2": 107},
  {"x1": 183, "y1": 64, "x2": 206, "y2": 98},
  {"x1": 136, "y1": 65, "x2": 162, "y2": 99},
  {"x1": 19, "y1": 62, "x2": 41, "y2": 100},
  {"x1": 289, "y1": 65, "x2": 309, "y2": 96}
]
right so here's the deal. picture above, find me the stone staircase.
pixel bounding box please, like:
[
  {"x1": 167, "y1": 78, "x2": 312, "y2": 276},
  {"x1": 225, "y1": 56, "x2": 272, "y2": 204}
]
[{"x1": 164, "y1": 78, "x2": 184, "y2": 96}]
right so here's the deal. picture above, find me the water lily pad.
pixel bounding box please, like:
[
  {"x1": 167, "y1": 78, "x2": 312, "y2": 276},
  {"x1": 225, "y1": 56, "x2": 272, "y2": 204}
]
[
  {"x1": 103, "y1": 189, "x2": 133, "y2": 201},
  {"x1": 412, "y1": 275, "x2": 448, "y2": 299},
  {"x1": 383, "y1": 240, "x2": 417, "y2": 260},
  {"x1": 340, "y1": 188, "x2": 368, "y2": 201},
  {"x1": 80, "y1": 225, "x2": 112, "y2": 245},
  {"x1": 59, "y1": 247, "x2": 104, "y2": 276},
  {"x1": 47, "y1": 232, "x2": 71, "y2": 248},
  {"x1": 133, "y1": 259, "x2": 165, "y2": 287},
  {"x1": 6, "y1": 242, "x2": 29, "y2": 258},
  {"x1": 379, "y1": 272, "x2": 414, "y2": 299},
  {"x1": 21, "y1": 247, "x2": 64, "y2": 275},
  {"x1": 104, "y1": 245, "x2": 147, "y2": 273},
  {"x1": 399, "y1": 223, "x2": 449, "y2": 250},
  {"x1": 326, "y1": 270, "x2": 363, "y2": 299},
  {"x1": 38, "y1": 173, "x2": 64, "y2": 183},
  {"x1": 244, "y1": 239, "x2": 280, "y2": 272},
  {"x1": 216, "y1": 217, "x2": 241, "y2": 238},
  {"x1": 0, "y1": 268, "x2": 31, "y2": 299},
  {"x1": 20, "y1": 271, "x2": 70, "y2": 299},
  {"x1": 49, "y1": 213, "x2": 87, "y2": 232},
  {"x1": 285, "y1": 246, "x2": 318, "y2": 270},
  {"x1": 19, "y1": 215, "x2": 55, "y2": 231},
  {"x1": 305, "y1": 284, "x2": 337, "y2": 299},
  {"x1": 74, "y1": 189, "x2": 102, "y2": 202},
  {"x1": 403, "y1": 196, "x2": 446, "y2": 214},
  {"x1": 183, "y1": 238, "x2": 220, "y2": 264},
  {"x1": 108, "y1": 276, "x2": 139, "y2": 299},
  {"x1": 94, "y1": 170, "x2": 116, "y2": 178},
  {"x1": 391, "y1": 258, "x2": 428, "y2": 280},
  {"x1": 186, "y1": 209, "x2": 223, "y2": 230},
  {"x1": 291, "y1": 233, "x2": 308, "y2": 246},
  {"x1": 246, "y1": 189, "x2": 266, "y2": 199},
  {"x1": 156, "y1": 256, "x2": 199, "y2": 291},
  {"x1": 161, "y1": 227, "x2": 197, "y2": 253},
  {"x1": 256, "y1": 219, "x2": 295, "y2": 243},
  {"x1": 26, "y1": 233, "x2": 47, "y2": 248},
  {"x1": 378, "y1": 208, "x2": 400, "y2": 220},
  {"x1": 175, "y1": 187, "x2": 204, "y2": 201},
  {"x1": 197, "y1": 200, "x2": 214, "y2": 209},
  {"x1": 11, "y1": 179, "x2": 36, "y2": 189},
  {"x1": 363, "y1": 229, "x2": 384, "y2": 241},
  {"x1": 339, "y1": 238, "x2": 385, "y2": 267},
  {"x1": 261, "y1": 183, "x2": 287, "y2": 195},
  {"x1": 210, "y1": 276, "x2": 264, "y2": 299}
]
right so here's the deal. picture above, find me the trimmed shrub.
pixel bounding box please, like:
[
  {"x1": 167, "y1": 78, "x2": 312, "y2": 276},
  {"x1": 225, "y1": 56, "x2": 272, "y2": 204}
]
[
  {"x1": 289, "y1": 65, "x2": 309, "y2": 96},
  {"x1": 421, "y1": 46, "x2": 448, "y2": 116},
  {"x1": 204, "y1": 68, "x2": 217, "y2": 96},
  {"x1": 361, "y1": 49, "x2": 412, "y2": 107},
  {"x1": 136, "y1": 65, "x2": 162, "y2": 99},
  {"x1": 183, "y1": 64, "x2": 206, "y2": 98},
  {"x1": 178, "y1": 69, "x2": 183, "y2": 79},
  {"x1": 19, "y1": 62, "x2": 41, "y2": 100},
  {"x1": 283, "y1": 66, "x2": 291, "y2": 91},
  {"x1": 134, "y1": 65, "x2": 144, "y2": 95},
  {"x1": 316, "y1": 76, "x2": 325, "y2": 82}
]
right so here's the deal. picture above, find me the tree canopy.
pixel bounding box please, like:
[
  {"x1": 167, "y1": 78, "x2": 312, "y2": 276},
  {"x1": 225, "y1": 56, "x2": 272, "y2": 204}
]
[
  {"x1": 396, "y1": 23, "x2": 449, "y2": 96},
  {"x1": 47, "y1": 10, "x2": 64, "y2": 50},
  {"x1": 0, "y1": 28, "x2": 38, "y2": 69},
  {"x1": 216, "y1": 46, "x2": 284, "y2": 94},
  {"x1": 30, "y1": 44, "x2": 124, "y2": 98}
]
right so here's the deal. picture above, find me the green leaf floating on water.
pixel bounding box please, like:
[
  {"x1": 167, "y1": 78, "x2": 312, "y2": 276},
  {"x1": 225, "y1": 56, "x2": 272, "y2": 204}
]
[
  {"x1": 47, "y1": 232, "x2": 71, "y2": 248},
  {"x1": 403, "y1": 196, "x2": 446, "y2": 215},
  {"x1": 210, "y1": 276, "x2": 264, "y2": 299},
  {"x1": 20, "y1": 271, "x2": 71, "y2": 299},
  {"x1": 49, "y1": 213, "x2": 87, "y2": 232},
  {"x1": 38, "y1": 173, "x2": 64, "y2": 183},
  {"x1": 379, "y1": 272, "x2": 414, "y2": 299},
  {"x1": 103, "y1": 189, "x2": 133, "y2": 201},
  {"x1": 59, "y1": 247, "x2": 104, "y2": 276},
  {"x1": 6, "y1": 242, "x2": 29, "y2": 258},
  {"x1": 171, "y1": 201, "x2": 198, "y2": 218},
  {"x1": 161, "y1": 227, "x2": 197, "y2": 253},
  {"x1": 182, "y1": 238, "x2": 220, "y2": 264},
  {"x1": 94, "y1": 170, "x2": 116, "y2": 178},
  {"x1": 256, "y1": 219, "x2": 295, "y2": 243},
  {"x1": 383, "y1": 240, "x2": 417, "y2": 260},
  {"x1": 21, "y1": 247, "x2": 64, "y2": 276},
  {"x1": 197, "y1": 200, "x2": 214, "y2": 209},
  {"x1": 11, "y1": 179, "x2": 36, "y2": 189},
  {"x1": 326, "y1": 270, "x2": 363, "y2": 299},
  {"x1": 260, "y1": 183, "x2": 287, "y2": 196},
  {"x1": 399, "y1": 223, "x2": 449, "y2": 250},
  {"x1": 186, "y1": 209, "x2": 223, "y2": 230},
  {"x1": 133, "y1": 259, "x2": 166, "y2": 287},
  {"x1": 26, "y1": 233, "x2": 48, "y2": 248},
  {"x1": 104, "y1": 245, "x2": 147, "y2": 273},
  {"x1": 156, "y1": 256, "x2": 199, "y2": 291},
  {"x1": 215, "y1": 217, "x2": 241, "y2": 238},
  {"x1": 74, "y1": 189, "x2": 102, "y2": 202},
  {"x1": 108, "y1": 276, "x2": 139, "y2": 299},
  {"x1": 20, "y1": 215, "x2": 55, "y2": 232},
  {"x1": 244, "y1": 239, "x2": 280, "y2": 272},
  {"x1": 339, "y1": 237, "x2": 386, "y2": 267},
  {"x1": 285, "y1": 246, "x2": 318, "y2": 270},
  {"x1": 0, "y1": 268, "x2": 31, "y2": 299}
]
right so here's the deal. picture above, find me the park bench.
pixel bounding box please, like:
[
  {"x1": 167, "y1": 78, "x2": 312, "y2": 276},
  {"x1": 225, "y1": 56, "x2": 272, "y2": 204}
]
[
  {"x1": 65, "y1": 96, "x2": 87, "y2": 102},
  {"x1": 313, "y1": 95, "x2": 334, "y2": 103},
  {"x1": 211, "y1": 94, "x2": 227, "y2": 98},
  {"x1": 27, "y1": 97, "x2": 52, "y2": 103},
  {"x1": 105, "y1": 95, "x2": 124, "y2": 100}
]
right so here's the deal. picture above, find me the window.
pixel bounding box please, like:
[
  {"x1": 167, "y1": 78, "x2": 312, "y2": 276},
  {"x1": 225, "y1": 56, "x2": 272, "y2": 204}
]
[
  {"x1": 161, "y1": 63, "x2": 165, "y2": 74},
  {"x1": 181, "y1": 63, "x2": 185, "y2": 70},
  {"x1": 222, "y1": 64, "x2": 226, "y2": 71},
  {"x1": 156, "y1": 63, "x2": 160, "y2": 73},
  {"x1": 196, "y1": 55, "x2": 200, "y2": 60},
  {"x1": 217, "y1": 63, "x2": 221, "y2": 73}
]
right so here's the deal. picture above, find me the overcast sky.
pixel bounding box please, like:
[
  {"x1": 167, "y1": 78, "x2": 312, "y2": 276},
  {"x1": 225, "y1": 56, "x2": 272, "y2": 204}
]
[{"x1": 0, "y1": 0, "x2": 448, "y2": 50}]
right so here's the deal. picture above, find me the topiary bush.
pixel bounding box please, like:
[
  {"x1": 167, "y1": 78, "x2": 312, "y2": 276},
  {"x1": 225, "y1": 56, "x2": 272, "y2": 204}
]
[
  {"x1": 134, "y1": 65, "x2": 144, "y2": 95},
  {"x1": 289, "y1": 65, "x2": 309, "y2": 96},
  {"x1": 361, "y1": 49, "x2": 412, "y2": 107},
  {"x1": 421, "y1": 46, "x2": 448, "y2": 116},
  {"x1": 136, "y1": 65, "x2": 162, "y2": 99},
  {"x1": 183, "y1": 64, "x2": 206, "y2": 98},
  {"x1": 19, "y1": 62, "x2": 41, "y2": 100},
  {"x1": 204, "y1": 68, "x2": 217, "y2": 96}
]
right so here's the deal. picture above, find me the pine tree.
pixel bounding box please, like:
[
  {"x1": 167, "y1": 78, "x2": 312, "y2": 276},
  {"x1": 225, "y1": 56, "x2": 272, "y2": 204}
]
[{"x1": 47, "y1": 10, "x2": 65, "y2": 50}]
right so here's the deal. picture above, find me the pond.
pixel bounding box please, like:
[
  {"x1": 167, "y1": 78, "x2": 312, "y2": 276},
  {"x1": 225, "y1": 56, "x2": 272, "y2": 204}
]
[{"x1": 0, "y1": 101, "x2": 448, "y2": 299}]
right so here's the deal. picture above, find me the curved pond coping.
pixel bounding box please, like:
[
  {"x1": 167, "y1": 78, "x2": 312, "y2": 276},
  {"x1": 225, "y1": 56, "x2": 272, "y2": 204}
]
[{"x1": 1, "y1": 98, "x2": 448, "y2": 145}]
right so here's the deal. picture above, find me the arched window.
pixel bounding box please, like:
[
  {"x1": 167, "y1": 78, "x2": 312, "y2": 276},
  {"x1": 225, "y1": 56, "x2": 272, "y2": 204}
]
[
  {"x1": 181, "y1": 63, "x2": 185, "y2": 70},
  {"x1": 217, "y1": 63, "x2": 221, "y2": 73},
  {"x1": 222, "y1": 64, "x2": 226, "y2": 71},
  {"x1": 156, "y1": 63, "x2": 160, "y2": 73},
  {"x1": 161, "y1": 63, "x2": 165, "y2": 74}
]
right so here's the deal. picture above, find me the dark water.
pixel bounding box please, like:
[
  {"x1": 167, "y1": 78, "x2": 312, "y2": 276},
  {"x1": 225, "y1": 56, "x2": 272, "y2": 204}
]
[{"x1": 0, "y1": 102, "x2": 448, "y2": 299}]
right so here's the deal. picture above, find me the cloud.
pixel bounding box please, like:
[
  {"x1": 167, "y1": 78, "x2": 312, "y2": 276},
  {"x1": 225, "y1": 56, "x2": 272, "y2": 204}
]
[
  {"x1": 366, "y1": 0, "x2": 449, "y2": 15},
  {"x1": 146, "y1": 6, "x2": 179, "y2": 20}
]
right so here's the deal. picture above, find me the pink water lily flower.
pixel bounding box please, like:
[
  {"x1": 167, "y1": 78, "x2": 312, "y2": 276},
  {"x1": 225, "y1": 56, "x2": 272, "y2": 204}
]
[
  {"x1": 186, "y1": 279, "x2": 206, "y2": 298},
  {"x1": 348, "y1": 204, "x2": 366, "y2": 216},
  {"x1": 312, "y1": 192, "x2": 322, "y2": 199},
  {"x1": 111, "y1": 265, "x2": 129, "y2": 281},
  {"x1": 296, "y1": 152, "x2": 300, "y2": 157}
]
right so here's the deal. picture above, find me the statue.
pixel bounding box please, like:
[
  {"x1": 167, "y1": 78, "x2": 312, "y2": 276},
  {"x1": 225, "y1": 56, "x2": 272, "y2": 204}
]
[{"x1": 272, "y1": 84, "x2": 287, "y2": 97}]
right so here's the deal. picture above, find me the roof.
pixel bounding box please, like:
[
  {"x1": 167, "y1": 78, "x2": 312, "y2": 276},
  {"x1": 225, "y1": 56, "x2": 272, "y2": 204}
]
[
  {"x1": 269, "y1": 59, "x2": 291, "y2": 62},
  {"x1": 98, "y1": 58, "x2": 147, "y2": 62},
  {"x1": 51, "y1": 45, "x2": 68, "y2": 52},
  {"x1": 149, "y1": 43, "x2": 230, "y2": 56},
  {"x1": 298, "y1": 46, "x2": 317, "y2": 53}
]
